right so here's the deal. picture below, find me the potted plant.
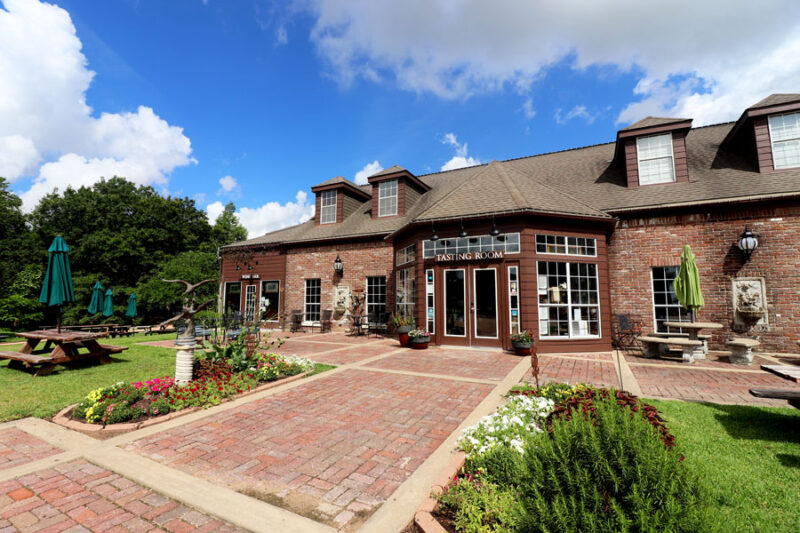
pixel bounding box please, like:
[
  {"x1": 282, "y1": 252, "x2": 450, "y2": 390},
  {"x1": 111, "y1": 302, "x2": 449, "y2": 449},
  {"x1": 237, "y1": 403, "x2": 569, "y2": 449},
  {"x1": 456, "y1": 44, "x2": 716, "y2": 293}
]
[
  {"x1": 510, "y1": 330, "x2": 534, "y2": 356},
  {"x1": 393, "y1": 315, "x2": 415, "y2": 347},
  {"x1": 408, "y1": 329, "x2": 431, "y2": 349}
]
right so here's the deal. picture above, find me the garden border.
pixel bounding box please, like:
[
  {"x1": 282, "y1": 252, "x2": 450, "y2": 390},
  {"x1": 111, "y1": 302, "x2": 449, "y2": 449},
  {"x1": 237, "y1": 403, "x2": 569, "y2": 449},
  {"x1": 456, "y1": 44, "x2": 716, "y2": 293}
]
[
  {"x1": 414, "y1": 450, "x2": 466, "y2": 533},
  {"x1": 52, "y1": 370, "x2": 312, "y2": 434}
]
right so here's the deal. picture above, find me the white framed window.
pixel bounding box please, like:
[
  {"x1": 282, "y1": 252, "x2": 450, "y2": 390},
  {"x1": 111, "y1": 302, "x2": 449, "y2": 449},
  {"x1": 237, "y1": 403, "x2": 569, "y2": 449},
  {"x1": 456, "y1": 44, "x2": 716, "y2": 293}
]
[
  {"x1": 422, "y1": 233, "x2": 520, "y2": 258},
  {"x1": 244, "y1": 284, "x2": 258, "y2": 323},
  {"x1": 366, "y1": 276, "x2": 387, "y2": 318},
  {"x1": 651, "y1": 266, "x2": 690, "y2": 333},
  {"x1": 768, "y1": 112, "x2": 800, "y2": 169},
  {"x1": 537, "y1": 261, "x2": 600, "y2": 339},
  {"x1": 508, "y1": 265, "x2": 520, "y2": 335},
  {"x1": 395, "y1": 244, "x2": 416, "y2": 266},
  {"x1": 636, "y1": 133, "x2": 675, "y2": 185},
  {"x1": 426, "y1": 269, "x2": 435, "y2": 334},
  {"x1": 304, "y1": 279, "x2": 321, "y2": 323},
  {"x1": 319, "y1": 190, "x2": 337, "y2": 224},
  {"x1": 535, "y1": 234, "x2": 596, "y2": 256},
  {"x1": 378, "y1": 179, "x2": 398, "y2": 217},
  {"x1": 396, "y1": 268, "x2": 415, "y2": 320}
]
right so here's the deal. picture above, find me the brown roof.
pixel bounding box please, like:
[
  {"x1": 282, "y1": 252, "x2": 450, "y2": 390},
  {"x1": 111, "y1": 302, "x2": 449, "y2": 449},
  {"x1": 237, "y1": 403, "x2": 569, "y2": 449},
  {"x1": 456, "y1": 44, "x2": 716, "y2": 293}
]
[
  {"x1": 749, "y1": 93, "x2": 800, "y2": 110},
  {"x1": 226, "y1": 97, "x2": 800, "y2": 249},
  {"x1": 369, "y1": 165, "x2": 407, "y2": 178},
  {"x1": 619, "y1": 117, "x2": 692, "y2": 131}
]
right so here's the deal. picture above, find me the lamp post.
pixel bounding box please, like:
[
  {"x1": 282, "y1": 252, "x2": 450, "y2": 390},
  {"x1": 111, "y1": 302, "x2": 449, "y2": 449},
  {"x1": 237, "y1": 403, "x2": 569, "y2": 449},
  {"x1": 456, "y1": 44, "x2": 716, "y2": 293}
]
[{"x1": 737, "y1": 226, "x2": 758, "y2": 262}]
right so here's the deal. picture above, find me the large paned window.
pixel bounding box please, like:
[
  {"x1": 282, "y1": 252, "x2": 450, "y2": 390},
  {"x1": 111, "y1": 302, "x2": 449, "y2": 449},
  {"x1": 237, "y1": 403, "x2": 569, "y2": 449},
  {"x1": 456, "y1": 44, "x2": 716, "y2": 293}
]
[
  {"x1": 396, "y1": 268, "x2": 415, "y2": 320},
  {"x1": 426, "y1": 269, "x2": 435, "y2": 334},
  {"x1": 378, "y1": 179, "x2": 398, "y2": 217},
  {"x1": 636, "y1": 133, "x2": 675, "y2": 185},
  {"x1": 260, "y1": 280, "x2": 280, "y2": 321},
  {"x1": 304, "y1": 279, "x2": 321, "y2": 323},
  {"x1": 769, "y1": 112, "x2": 800, "y2": 169},
  {"x1": 508, "y1": 266, "x2": 520, "y2": 335},
  {"x1": 223, "y1": 282, "x2": 241, "y2": 316},
  {"x1": 396, "y1": 244, "x2": 416, "y2": 266},
  {"x1": 651, "y1": 266, "x2": 690, "y2": 332},
  {"x1": 422, "y1": 233, "x2": 520, "y2": 258},
  {"x1": 537, "y1": 262, "x2": 600, "y2": 338},
  {"x1": 366, "y1": 276, "x2": 387, "y2": 317},
  {"x1": 535, "y1": 234, "x2": 596, "y2": 256},
  {"x1": 319, "y1": 190, "x2": 337, "y2": 224}
]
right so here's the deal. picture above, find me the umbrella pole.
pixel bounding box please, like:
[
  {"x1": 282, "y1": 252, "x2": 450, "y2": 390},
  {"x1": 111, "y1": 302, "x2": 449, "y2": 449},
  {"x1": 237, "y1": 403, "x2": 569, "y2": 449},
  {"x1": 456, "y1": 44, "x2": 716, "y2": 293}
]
[{"x1": 57, "y1": 306, "x2": 62, "y2": 333}]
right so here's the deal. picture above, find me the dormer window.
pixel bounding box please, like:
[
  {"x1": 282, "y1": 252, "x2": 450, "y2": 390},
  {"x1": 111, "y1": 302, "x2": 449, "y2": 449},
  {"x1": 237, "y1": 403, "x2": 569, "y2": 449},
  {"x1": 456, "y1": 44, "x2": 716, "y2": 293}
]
[
  {"x1": 768, "y1": 112, "x2": 800, "y2": 169},
  {"x1": 636, "y1": 133, "x2": 675, "y2": 185},
  {"x1": 378, "y1": 179, "x2": 398, "y2": 217},
  {"x1": 319, "y1": 190, "x2": 337, "y2": 224}
]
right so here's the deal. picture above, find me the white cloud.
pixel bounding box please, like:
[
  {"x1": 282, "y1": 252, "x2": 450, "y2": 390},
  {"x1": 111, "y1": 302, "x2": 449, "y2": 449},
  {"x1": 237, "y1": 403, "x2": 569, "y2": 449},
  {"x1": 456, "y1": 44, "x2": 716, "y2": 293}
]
[
  {"x1": 297, "y1": 0, "x2": 800, "y2": 124},
  {"x1": 206, "y1": 200, "x2": 225, "y2": 224},
  {"x1": 276, "y1": 25, "x2": 288, "y2": 45},
  {"x1": 225, "y1": 190, "x2": 314, "y2": 238},
  {"x1": 555, "y1": 105, "x2": 597, "y2": 125},
  {"x1": 353, "y1": 160, "x2": 383, "y2": 184},
  {"x1": 521, "y1": 98, "x2": 536, "y2": 120},
  {"x1": 0, "y1": 0, "x2": 194, "y2": 209},
  {"x1": 218, "y1": 175, "x2": 239, "y2": 194},
  {"x1": 441, "y1": 133, "x2": 480, "y2": 171}
]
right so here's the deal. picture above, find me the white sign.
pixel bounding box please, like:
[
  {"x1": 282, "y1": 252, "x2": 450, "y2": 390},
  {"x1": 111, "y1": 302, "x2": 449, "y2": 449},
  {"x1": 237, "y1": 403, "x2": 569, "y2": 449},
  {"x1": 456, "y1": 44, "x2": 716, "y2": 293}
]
[
  {"x1": 435, "y1": 251, "x2": 504, "y2": 262},
  {"x1": 241, "y1": 274, "x2": 260, "y2": 279}
]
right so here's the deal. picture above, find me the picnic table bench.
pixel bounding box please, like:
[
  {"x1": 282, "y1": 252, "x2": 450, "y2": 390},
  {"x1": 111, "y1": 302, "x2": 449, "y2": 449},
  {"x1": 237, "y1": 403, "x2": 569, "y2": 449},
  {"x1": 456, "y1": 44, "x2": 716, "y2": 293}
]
[
  {"x1": 0, "y1": 329, "x2": 127, "y2": 377},
  {"x1": 726, "y1": 338, "x2": 760, "y2": 365},
  {"x1": 749, "y1": 389, "x2": 800, "y2": 409},
  {"x1": 638, "y1": 335, "x2": 703, "y2": 363}
]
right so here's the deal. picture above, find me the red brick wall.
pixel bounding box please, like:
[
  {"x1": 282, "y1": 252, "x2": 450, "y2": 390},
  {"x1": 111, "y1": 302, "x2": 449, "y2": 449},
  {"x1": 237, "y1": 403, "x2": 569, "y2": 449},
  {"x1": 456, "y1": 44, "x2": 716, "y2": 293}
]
[
  {"x1": 609, "y1": 203, "x2": 800, "y2": 352},
  {"x1": 285, "y1": 240, "x2": 394, "y2": 327}
]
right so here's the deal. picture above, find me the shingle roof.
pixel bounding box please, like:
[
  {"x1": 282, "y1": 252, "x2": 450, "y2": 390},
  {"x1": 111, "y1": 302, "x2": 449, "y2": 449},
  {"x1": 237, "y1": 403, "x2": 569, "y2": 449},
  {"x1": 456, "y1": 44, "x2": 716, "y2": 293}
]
[
  {"x1": 370, "y1": 165, "x2": 406, "y2": 177},
  {"x1": 749, "y1": 94, "x2": 800, "y2": 110},
  {"x1": 226, "y1": 98, "x2": 800, "y2": 249},
  {"x1": 619, "y1": 117, "x2": 692, "y2": 131}
]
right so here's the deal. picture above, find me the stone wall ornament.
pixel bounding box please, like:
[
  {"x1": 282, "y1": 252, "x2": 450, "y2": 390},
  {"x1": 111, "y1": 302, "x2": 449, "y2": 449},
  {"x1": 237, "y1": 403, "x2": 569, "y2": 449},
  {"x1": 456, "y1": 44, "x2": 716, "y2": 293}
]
[{"x1": 732, "y1": 277, "x2": 768, "y2": 331}]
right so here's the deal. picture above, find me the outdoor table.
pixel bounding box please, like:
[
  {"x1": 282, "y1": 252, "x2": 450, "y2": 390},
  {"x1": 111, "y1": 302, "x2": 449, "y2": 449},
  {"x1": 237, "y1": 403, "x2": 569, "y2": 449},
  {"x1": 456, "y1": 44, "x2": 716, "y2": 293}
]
[
  {"x1": 349, "y1": 314, "x2": 366, "y2": 336},
  {"x1": 0, "y1": 329, "x2": 126, "y2": 377},
  {"x1": 663, "y1": 321, "x2": 723, "y2": 360}
]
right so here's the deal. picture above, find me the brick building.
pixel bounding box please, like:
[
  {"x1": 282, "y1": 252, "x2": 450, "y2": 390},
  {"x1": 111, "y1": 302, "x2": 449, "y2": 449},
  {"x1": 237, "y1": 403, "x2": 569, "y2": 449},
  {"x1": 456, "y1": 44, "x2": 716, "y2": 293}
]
[{"x1": 219, "y1": 94, "x2": 800, "y2": 354}]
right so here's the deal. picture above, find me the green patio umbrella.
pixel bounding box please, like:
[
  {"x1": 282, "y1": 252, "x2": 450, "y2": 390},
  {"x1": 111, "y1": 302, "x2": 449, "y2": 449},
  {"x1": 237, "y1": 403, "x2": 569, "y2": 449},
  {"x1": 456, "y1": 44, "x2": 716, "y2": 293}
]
[
  {"x1": 39, "y1": 236, "x2": 75, "y2": 332},
  {"x1": 102, "y1": 288, "x2": 114, "y2": 318},
  {"x1": 125, "y1": 293, "x2": 137, "y2": 319},
  {"x1": 88, "y1": 281, "x2": 104, "y2": 314},
  {"x1": 673, "y1": 245, "x2": 705, "y2": 321}
]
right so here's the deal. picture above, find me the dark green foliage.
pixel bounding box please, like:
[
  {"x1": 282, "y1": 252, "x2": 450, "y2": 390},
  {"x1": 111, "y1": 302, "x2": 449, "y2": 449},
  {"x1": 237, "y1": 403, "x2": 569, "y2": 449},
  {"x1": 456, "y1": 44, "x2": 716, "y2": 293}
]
[
  {"x1": 466, "y1": 445, "x2": 526, "y2": 488},
  {"x1": 436, "y1": 474, "x2": 520, "y2": 533},
  {"x1": 211, "y1": 201, "x2": 248, "y2": 248},
  {"x1": 517, "y1": 397, "x2": 709, "y2": 533},
  {"x1": 148, "y1": 397, "x2": 171, "y2": 416}
]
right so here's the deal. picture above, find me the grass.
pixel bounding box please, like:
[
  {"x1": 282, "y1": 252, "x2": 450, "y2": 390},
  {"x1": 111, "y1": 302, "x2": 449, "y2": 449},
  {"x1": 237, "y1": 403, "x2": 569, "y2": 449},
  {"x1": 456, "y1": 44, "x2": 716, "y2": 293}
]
[
  {"x1": 650, "y1": 399, "x2": 800, "y2": 532},
  {"x1": 308, "y1": 363, "x2": 336, "y2": 376},
  {"x1": 0, "y1": 333, "x2": 178, "y2": 422}
]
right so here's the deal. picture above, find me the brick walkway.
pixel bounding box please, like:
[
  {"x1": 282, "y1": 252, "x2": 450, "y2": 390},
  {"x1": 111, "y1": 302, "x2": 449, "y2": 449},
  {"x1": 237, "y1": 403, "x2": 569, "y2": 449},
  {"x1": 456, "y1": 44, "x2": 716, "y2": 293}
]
[
  {"x1": 0, "y1": 460, "x2": 246, "y2": 532},
  {"x1": 364, "y1": 347, "x2": 521, "y2": 381},
  {"x1": 125, "y1": 369, "x2": 494, "y2": 530},
  {"x1": 0, "y1": 428, "x2": 62, "y2": 471}
]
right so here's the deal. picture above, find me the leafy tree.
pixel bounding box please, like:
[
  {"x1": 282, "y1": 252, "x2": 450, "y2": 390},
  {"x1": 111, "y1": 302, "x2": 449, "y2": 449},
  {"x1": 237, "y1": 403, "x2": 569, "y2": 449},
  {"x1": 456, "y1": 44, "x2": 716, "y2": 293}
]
[
  {"x1": 212, "y1": 201, "x2": 248, "y2": 248},
  {"x1": 136, "y1": 250, "x2": 219, "y2": 323},
  {"x1": 0, "y1": 178, "x2": 37, "y2": 297}
]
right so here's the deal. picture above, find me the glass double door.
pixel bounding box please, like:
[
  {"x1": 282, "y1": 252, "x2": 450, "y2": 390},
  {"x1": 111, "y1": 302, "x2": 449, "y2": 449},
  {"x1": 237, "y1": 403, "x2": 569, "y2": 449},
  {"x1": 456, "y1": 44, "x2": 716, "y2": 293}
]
[{"x1": 443, "y1": 266, "x2": 500, "y2": 346}]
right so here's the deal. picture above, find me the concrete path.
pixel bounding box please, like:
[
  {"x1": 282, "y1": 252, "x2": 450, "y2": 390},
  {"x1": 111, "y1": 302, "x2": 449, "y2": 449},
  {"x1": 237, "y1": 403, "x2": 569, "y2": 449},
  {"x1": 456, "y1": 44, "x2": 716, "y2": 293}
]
[{"x1": 0, "y1": 334, "x2": 530, "y2": 532}]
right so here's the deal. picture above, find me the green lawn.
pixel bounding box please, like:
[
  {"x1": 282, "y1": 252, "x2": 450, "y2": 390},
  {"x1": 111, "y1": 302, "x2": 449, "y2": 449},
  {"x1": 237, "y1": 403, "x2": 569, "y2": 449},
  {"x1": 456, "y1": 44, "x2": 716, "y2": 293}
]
[
  {"x1": 0, "y1": 333, "x2": 178, "y2": 422},
  {"x1": 650, "y1": 399, "x2": 800, "y2": 532}
]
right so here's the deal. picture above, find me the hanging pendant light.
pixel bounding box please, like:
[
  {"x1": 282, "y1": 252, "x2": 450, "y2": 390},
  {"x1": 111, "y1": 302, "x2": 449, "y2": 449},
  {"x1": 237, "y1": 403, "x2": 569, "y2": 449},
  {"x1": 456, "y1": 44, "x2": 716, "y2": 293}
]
[
  {"x1": 430, "y1": 222, "x2": 439, "y2": 242},
  {"x1": 490, "y1": 215, "x2": 500, "y2": 237},
  {"x1": 459, "y1": 218, "x2": 468, "y2": 238}
]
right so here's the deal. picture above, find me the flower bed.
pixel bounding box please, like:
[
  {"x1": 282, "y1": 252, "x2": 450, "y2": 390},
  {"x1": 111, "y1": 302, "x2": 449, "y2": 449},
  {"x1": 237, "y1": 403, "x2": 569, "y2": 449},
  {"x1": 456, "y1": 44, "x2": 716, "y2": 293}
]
[
  {"x1": 426, "y1": 383, "x2": 709, "y2": 533},
  {"x1": 69, "y1": 352, "x2": 315, "y2": 426}
]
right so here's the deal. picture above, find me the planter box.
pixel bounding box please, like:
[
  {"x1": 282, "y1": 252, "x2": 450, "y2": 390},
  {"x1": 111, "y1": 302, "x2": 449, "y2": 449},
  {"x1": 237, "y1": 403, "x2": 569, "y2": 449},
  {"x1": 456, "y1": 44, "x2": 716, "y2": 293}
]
[{"x1": 415, "y1": 451, "x2": 467, "y2": 533}]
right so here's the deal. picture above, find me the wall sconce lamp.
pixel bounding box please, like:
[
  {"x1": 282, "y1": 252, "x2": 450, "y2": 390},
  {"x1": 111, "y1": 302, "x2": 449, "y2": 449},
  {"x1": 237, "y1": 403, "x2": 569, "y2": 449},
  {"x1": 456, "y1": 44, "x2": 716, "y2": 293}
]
[
  {"x1": 333, "y1": 255, "x2": 344, "y2": 275},
  {"x1": 737, "y1": 226, "x2": 758, "y2": 262},
  {"x1": 235, "y1": 265, "x2": 241, "y2": 271}
]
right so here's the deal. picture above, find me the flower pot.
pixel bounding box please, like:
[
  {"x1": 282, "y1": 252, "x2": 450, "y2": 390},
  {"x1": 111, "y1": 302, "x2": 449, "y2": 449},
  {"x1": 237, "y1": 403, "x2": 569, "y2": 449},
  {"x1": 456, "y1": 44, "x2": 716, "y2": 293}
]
[
  {"x1": 397, "y1": 325, "x2": 414, "y2": 347},
  {"x1": 511, "y1": 341, "x2": 532, "y2": 356},
  {"x1": 411, "y1": 336, "x2": 430, "y2": 349}
]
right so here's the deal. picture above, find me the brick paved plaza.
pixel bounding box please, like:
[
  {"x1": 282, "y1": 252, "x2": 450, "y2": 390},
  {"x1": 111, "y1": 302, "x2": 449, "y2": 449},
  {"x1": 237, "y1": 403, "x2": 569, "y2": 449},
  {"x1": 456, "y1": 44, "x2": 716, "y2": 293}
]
[{"x1": 1, "y1": 332, "x2": 799, "y2": 532}]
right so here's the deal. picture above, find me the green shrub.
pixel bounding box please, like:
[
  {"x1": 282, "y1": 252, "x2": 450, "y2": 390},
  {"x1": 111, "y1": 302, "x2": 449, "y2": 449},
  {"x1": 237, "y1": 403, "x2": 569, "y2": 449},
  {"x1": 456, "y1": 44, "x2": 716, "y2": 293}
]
[
  {"x1": 436, "y1": 473, "x2": 520, "y2": 533},
  {"x1": 517, "y1": 397, "x2": 709, "y2": 533},
  {"x1": 466, "y1": 445, "x2": 526, "y2": 488}
]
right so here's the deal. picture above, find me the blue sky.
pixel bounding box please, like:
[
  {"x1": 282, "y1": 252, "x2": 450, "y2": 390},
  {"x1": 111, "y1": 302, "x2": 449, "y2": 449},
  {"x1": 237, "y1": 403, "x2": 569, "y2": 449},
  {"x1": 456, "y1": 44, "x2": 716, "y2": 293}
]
[{"x1": 2, "y1": 0, "x2": 800, "y2": 236}]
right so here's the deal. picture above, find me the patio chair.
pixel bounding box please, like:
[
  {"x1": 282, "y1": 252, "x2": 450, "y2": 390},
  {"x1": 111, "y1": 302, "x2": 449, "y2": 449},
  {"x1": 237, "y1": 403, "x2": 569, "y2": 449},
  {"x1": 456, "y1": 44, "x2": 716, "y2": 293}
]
[
  {"x1": 289, "y1": 310, "x2": 305, "y2": 333},
  {"x1": 612, "y1": 314, "x2": 643, "y2": 351},
  {"x1": 367, "y1": 312, "x2": 389, "y2": 337},
  {"x1": 320, "y1": 309, "x2": 333, "y2": 333}
]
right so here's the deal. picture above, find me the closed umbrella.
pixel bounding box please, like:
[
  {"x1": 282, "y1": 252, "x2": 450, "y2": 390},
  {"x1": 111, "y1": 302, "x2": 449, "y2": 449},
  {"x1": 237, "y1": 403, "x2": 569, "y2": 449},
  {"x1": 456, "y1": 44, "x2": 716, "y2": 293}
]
[
  {"x1": 88, "y1": 281, "x2": 104, "y2": 314},
  {"x1": 673, "y1": 245, "x2": 705, "y2": 321},
  {"x1": 102, "y1": 288, "x2": 114, "y2": 318},
  {"x1": 125, "y1": 293, "x2": 137, "y2": 319},
  {"x1": 39, "y1": 236, "x2": 75, "y2": 332}
]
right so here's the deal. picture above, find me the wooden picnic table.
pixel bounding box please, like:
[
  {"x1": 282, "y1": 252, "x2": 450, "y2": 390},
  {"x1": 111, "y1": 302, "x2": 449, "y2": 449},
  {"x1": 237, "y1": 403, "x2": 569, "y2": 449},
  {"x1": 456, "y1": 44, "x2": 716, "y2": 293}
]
[
  {"x1": 0, "y1": 329, "x2": 127, "y2": 377},
  {"x1": 663, "y1": 321, "x2": 723, "y2": 360}
]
